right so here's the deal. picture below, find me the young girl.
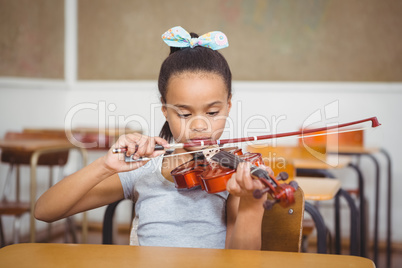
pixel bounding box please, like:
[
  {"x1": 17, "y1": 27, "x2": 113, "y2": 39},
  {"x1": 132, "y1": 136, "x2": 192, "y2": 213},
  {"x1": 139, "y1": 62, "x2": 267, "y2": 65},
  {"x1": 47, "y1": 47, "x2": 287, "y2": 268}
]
[{"x1": 35, "y1": 26, "x2": 271, "y2": 250}]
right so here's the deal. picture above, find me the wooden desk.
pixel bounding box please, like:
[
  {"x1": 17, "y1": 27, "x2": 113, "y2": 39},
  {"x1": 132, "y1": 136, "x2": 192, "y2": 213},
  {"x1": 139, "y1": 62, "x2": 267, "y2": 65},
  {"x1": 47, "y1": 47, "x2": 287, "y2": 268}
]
[
  {"x1": 0, "y1": 243, "x2": 375, "y2": 268},
  {"x1": 24, "y1": 127, "x2": 141, "y2": 150},
  {"x1": 0, "y1": 139, "x2": 88, "y2": 243},
  {"x1": 328, "y1": 146, "x2": 379, "y2": 155},
  {"x1": 295, "y1": 177, "x2": 341, "y2": 201},
  {"x1": 293, "y1": 155, "x2": 352, "y2": 169},
  {"x1": 295, "y1": 175, "x2": 359, "y2": 255}
]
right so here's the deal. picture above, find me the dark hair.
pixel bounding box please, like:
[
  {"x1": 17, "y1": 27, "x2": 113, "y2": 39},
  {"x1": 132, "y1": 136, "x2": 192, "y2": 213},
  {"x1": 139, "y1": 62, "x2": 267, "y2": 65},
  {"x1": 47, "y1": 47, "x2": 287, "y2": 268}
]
[{"x1": 158, "y1": 32, "x2": 232, "y2": 142}]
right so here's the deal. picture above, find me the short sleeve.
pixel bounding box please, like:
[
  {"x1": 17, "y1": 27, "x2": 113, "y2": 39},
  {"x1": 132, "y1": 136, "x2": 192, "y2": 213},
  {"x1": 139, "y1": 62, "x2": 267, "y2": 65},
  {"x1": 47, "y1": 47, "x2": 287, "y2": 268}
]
[
  {"x1": 118, "y1": 156, "x2": 164, "y2": 201},
  {"x1": 119, "y1": 170, "x2": 136, "y2": 200}
]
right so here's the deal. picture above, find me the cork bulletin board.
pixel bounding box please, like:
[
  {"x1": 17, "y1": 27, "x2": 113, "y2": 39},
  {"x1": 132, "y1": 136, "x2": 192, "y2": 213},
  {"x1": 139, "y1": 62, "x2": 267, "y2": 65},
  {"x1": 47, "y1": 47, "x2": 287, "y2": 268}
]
[
  {"x1": 77, "y1": 0, "x2": 402, "y2": 81},
  {"x1": 1, "y1": 0, "x2": 402, "y2": 81},
  {"x1": 0, "y1": 0, "x2": 64, "y2": 79}
]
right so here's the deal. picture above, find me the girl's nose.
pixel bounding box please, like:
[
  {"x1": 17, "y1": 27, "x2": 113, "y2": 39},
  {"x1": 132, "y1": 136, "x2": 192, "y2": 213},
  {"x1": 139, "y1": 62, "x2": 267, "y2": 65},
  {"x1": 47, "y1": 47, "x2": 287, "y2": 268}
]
[{"x1": 190, "y1": 116, "x2": 209, "y2": 132}]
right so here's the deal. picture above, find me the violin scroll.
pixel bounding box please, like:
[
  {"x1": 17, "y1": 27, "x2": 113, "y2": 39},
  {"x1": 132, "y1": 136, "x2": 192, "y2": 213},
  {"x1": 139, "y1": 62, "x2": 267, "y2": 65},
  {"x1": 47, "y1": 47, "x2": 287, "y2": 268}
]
[
  {"x1": 252, "y1": 171, "x2": 298, "y2": 210},
  {"x1": 262, "y1": 182, "x2": 297, "y2": 210}
]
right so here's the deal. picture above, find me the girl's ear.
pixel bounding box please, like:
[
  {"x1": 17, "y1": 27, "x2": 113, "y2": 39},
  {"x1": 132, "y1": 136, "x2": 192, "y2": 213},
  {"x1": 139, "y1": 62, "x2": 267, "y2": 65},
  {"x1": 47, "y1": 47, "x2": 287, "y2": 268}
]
[
  {"x1": 161, "y1": 98, "x2": 168, "y2": 119},
  {"x1": 227, "y1": 94, "x2": 232, "y2": 114}
]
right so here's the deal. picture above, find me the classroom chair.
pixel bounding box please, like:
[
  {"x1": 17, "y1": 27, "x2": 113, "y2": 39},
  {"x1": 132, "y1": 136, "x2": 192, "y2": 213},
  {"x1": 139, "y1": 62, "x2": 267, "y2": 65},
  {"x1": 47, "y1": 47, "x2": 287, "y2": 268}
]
[
  {"x1": 0, "y1": 132, "x2": 73, "y2": 245},
  {"x1": 0, "y1": 163, "x2": 30, "y2": 246}
]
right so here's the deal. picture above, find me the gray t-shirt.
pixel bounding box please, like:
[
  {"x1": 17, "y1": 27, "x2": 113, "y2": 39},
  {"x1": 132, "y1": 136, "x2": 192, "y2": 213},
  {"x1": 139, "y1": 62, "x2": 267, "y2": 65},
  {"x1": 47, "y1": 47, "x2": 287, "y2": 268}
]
[{"x1": 119, "y1": 156, "x2": 229, "y2": 248}]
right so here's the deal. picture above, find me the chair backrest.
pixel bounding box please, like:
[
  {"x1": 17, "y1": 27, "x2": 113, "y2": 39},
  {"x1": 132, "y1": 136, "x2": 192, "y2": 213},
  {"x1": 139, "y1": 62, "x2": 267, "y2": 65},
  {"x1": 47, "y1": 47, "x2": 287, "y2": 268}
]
[
  {"x1": 102, "y1": 200, "x2": 124, "y2": 244},
  {"x1": 261, "y1": 187, "x2": 305, "y2": 252}
]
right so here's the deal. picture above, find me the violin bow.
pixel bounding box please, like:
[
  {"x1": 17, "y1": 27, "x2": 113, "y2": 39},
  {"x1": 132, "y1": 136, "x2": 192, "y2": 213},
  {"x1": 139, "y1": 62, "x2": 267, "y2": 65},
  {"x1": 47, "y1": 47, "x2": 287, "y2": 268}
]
[{"x1": 113, "y1": 116, "x2": 381, "y2": 162}]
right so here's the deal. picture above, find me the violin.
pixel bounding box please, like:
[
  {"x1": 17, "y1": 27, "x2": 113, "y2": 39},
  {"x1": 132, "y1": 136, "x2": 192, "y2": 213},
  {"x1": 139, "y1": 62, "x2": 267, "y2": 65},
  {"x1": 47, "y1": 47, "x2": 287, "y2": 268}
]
[
  {"x1": 171, "y1": 148, "x2": 257, "y2": 192},
  {"x1": 171, "y1": 147, "x2": 297, "y2": 209},
  {"x1": 113, "y1": 117, "x2": 381, "y2": 209}
]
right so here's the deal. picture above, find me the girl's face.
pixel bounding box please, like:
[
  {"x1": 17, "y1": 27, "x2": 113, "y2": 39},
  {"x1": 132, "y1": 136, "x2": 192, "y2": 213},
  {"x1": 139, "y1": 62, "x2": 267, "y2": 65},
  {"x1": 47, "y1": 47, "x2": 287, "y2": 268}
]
[{"x1": 162, "y1": 72, "x2": 232, "y2": 151}]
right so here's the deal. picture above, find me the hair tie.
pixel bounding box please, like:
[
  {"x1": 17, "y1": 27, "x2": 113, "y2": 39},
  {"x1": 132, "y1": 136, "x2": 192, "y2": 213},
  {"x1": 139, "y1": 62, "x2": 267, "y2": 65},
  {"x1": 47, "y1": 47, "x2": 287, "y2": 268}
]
[{"x1": 161, "y1": 26, "x2": 229, "y2": 50}]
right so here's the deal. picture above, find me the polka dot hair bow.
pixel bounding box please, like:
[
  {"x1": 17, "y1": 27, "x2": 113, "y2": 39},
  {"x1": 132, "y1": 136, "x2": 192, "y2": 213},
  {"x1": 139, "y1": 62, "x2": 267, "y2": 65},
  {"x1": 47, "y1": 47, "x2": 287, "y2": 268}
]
[{"x1": 161, "y1": 26, "x2": 229, "y2": 50}]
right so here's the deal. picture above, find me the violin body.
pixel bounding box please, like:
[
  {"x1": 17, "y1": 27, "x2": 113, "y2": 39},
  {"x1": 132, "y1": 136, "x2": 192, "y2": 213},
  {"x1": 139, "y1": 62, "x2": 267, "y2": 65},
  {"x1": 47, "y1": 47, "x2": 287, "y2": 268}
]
[
  {"x1": 171, "y1": 148, "x2": 264, "y2": 193},
  {"x1": 171, "y1": 147, "x2": 297, "y2": 209}
]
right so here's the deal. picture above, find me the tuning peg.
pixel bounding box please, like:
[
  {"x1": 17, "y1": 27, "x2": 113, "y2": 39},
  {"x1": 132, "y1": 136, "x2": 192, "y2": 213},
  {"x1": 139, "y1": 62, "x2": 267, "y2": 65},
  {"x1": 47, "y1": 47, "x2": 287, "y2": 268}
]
[
  {"x1": 276, "y1": 172, "x2": 289, "y2": 181},
  {"x1": 263, "y1": 199, "x2": 278, "y2": 210},
  {"x1": 289, "y1": 180, "x2": 299, "y2": 190},
  {"x1": 253, "y1": 187, "x2": 270, "y2": 199}
]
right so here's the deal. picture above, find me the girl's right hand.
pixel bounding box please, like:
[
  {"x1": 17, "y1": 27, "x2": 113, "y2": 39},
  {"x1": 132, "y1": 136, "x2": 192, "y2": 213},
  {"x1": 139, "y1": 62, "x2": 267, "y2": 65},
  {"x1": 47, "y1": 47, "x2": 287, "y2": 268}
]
[{"x1": 103, "y1": 133, "x2": 169, "y2": 173}]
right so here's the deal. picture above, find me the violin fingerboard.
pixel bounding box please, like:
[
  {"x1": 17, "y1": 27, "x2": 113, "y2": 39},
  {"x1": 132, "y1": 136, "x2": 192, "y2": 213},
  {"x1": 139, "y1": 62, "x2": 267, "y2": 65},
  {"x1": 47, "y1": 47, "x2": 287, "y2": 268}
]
[
  {"x1": 250, "y1": 167, "x2": 277, "y2": 187},
  {"x1": 212, "y1": 151, "x2": 278, "y2": 187},
  {"x1": 211, "y1": 150, "x2": 243, "y2": 169}
]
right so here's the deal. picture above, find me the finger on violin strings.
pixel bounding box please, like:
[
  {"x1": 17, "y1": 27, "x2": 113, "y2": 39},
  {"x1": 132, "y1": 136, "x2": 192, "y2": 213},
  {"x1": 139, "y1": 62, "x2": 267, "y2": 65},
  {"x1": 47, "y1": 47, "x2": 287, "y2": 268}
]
[
  {"x1": 236, "y1": 162, "x2": 254, "y2": 191},
  {"x1": 264, "y1": 165, "x2": 275, "y2": 178},
  {"x1": 226, "y1": 174, "x2": 242, "y2": 195},
  {"x1": 252, "y1": 179, "x2": 265, "y2": 190}
]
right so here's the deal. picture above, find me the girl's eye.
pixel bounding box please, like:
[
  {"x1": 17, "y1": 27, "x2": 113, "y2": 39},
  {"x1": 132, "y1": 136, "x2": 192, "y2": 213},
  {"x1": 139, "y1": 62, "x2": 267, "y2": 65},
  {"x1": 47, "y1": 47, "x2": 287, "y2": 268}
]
[
  {"x1": 178, "y1": 113, "x2": 191, "y2": 118},
  {"x1": 207, "y1": 111, "x2": 219, "y2": 116}
]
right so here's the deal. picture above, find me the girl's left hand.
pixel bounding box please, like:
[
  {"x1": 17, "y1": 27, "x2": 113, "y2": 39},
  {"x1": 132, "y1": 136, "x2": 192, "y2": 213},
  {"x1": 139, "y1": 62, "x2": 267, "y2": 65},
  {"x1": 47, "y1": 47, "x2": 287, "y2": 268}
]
[{"x1": 226, "y1": 162, "x2": 274, "y2": 198}]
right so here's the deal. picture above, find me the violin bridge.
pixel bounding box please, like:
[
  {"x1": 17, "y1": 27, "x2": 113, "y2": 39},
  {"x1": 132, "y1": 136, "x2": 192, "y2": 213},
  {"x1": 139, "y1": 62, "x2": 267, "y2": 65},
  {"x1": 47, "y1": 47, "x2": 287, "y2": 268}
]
[{"x1": 202, "y1": 146, "x2": 221, "y2": 162}]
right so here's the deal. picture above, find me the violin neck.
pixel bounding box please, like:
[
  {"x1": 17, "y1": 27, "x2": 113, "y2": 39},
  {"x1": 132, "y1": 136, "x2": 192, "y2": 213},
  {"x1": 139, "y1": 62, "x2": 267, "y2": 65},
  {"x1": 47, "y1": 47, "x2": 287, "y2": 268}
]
[
  {"x1": 211, "y1": 151, "x2": 278, "y2": 188},
  {"x1": 249, "y1": 166, "x2": 278, "y2": 187}
]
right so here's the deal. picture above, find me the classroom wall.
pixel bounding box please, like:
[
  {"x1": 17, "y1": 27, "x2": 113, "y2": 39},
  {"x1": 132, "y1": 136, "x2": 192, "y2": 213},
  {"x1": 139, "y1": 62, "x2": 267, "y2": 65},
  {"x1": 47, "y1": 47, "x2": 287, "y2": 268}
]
[
  {"x1": 2, "y1": 0, "x2": 402, "y2": 81},
  {"x1": 0, "y1": 82, "x2": 401, "y2": 245},
  {"x1": 0, "y1": 0, "x2": 401, "y2": 246}
]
